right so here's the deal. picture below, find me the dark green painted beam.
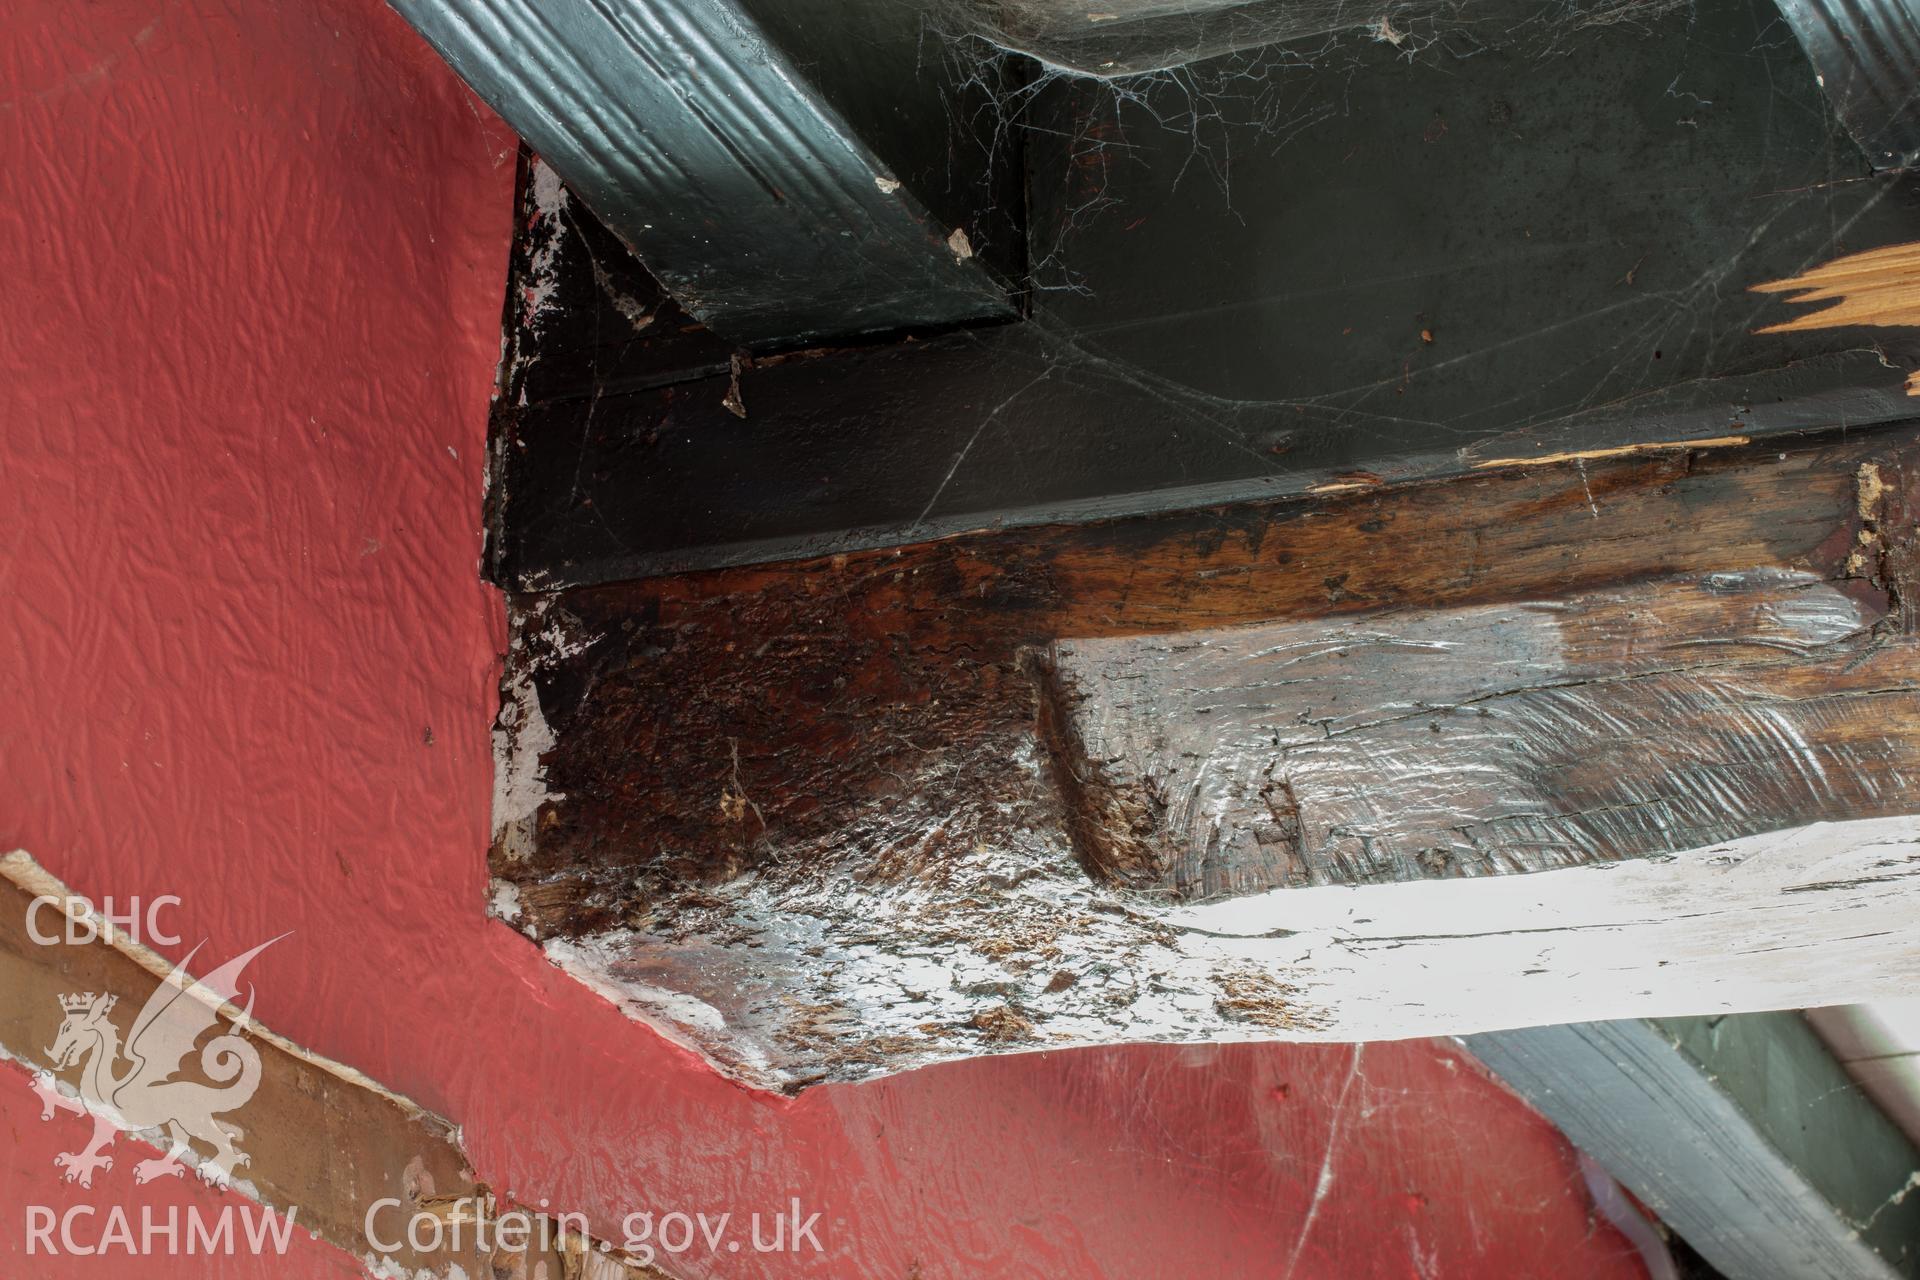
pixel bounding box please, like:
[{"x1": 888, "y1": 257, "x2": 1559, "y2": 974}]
[
  {"x1": 388, "y1": 0, "x2": 1016, "y2": 347},
  {"x1": 1468, "y1": 1015, "x2": 1920, "y2": 1280}
]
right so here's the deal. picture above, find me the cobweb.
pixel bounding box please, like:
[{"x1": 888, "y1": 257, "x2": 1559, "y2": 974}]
[
  {"x1": 961, "y1": 0, "x2": 1687, "y2": 76},
  {"x1": 928, "y1": 0, "x2": 1690, "y2": 292}
]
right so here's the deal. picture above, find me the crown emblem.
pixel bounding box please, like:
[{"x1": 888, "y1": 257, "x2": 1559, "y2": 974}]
[{"x1": 38, "y1": 937, "x2": 278, "y2": 1191}]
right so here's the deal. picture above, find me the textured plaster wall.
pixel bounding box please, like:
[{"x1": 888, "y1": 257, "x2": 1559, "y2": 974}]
[{"x1": 0, "y1": 1, "x2": 1644, "y2": 1275}]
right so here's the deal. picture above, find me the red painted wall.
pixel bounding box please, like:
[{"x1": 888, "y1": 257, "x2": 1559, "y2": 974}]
[{"x1": 0, "y1": 1, "x2": 1647, "y2": 1276}]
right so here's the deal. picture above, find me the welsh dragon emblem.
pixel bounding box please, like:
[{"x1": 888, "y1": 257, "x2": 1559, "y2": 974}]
[{"x1": 31, "y1": 937, "x2": 282, "y2": 1189}]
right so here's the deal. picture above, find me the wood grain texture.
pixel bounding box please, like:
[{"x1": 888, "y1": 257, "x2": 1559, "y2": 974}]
[
  {"x1": 487, "y1": 423, "x2": 1920, "y2": 1086},
  {"x1": 1048, "y1": 568, "x2": 1912, "y2": 896},
  {"x1": 498, "y1": 426, "x2": 1914, "y2": 925},
  {"x1": 1754, "y1": 239, "x2": 1920, "y2": 334},
  {"x1": 0, "y1": 853, "x2": 663, "y2": 1278}
]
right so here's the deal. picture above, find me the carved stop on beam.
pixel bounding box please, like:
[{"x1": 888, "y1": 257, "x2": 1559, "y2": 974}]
[{"x1": 489, "y1": 425, "x2": 1920, "y2": 1090}]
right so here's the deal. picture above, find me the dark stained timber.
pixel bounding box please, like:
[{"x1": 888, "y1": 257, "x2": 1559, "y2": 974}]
[
  {"x1": 445, "y1": 0, "x2": 1920, "y2": 1089},
  {"x1": 490, "y1": 424, "x2": 1920, "y2": 1088},
  {"x1": 390, "y1": 0, "x2": 1017, "y2": 347}
]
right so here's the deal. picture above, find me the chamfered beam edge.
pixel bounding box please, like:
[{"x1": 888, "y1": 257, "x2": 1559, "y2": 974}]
[{"x1": 388, "y1": 0, "x2": 1015, "y2": 346}]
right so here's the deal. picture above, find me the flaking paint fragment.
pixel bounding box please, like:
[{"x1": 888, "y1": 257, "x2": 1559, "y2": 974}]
[
  {"x1": 494, "y1": 600, "x2": 597, "y2": 858},
  {"x1": 520, "y1": 158, "x2": 571, "y2": 334},
  {"x1": 1859, "y1": 461, "x2": 1888, "y2": 521},
  {"x1": 492, "y1": 668, "x2": 561, "y2": 860}
]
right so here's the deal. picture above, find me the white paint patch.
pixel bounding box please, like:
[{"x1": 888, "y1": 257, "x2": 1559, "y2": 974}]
[
  {"x1": 541, "y1": 936, "x2": 777, "y2": 1082},
  {"x1": 360, "y1": 1254, "x2": 471, "y2": 1280},
  {"x1": 488, "y1": 879, "x2": 523, "y2": 923},
  {"x1": 534, "y1": 613, "x2": 600, "y2": 661},
  {"x1": 1170, "y1": 817, "x2": 1920, "y2": 1037},
  {"x1": 544, "y1": 937, "x2": 727, "y2": 1033},
  {"x1": 492, "y1": 601, "x2": 596, "y2": 856},
  {"x1": 491, "y1": 669, "x2": 561, "y2": 855},
  {"x1": 358, "y1": 1253, "x2": 416, "y2": 1280},
  {"x1": 521, "y1": 158, "x2": 571, "y2": 333},
  {"x1": 598, "y1": 282, "x2": 654, "y2": 332},
  {"x1": 1056, "y1": 568, "x2": 1870, "y2": 889},
  {"x1": 536, "y1": 812, "x2": 1920, "y2": 1090},
  {"x1": 947, "y1": 226, "x2": 973, "y2": 261}
]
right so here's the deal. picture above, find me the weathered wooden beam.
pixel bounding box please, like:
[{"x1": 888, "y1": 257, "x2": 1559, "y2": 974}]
[
  {"x1": 389, "y1": 0, "x2": 1017, "y2": 346},
  {"x1": 490, "y1": 422, "x2": 1920, "y2": 1089},
  {"x1": 1466, "y1": 1014, "x2": 1920, "y2": 1279}
]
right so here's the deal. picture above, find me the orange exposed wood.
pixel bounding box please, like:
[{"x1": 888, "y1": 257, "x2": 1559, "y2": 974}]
[{"x1": 1752, "y1": 239, "x2": 1920, "y2": 333}]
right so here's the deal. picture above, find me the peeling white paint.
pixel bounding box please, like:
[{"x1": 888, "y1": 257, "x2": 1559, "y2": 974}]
[
  {"x1": 540, "y1": 812, "x2": 1920, "y2": 1090},
  {"x1": 358, "y1": 1252, "x2": 418, "y2": 1280},
  {"x1": 520, "y1": 158, "x2": 571, "y2": 333},
  {"x1": 540, "y1": 935, "x2": 772, "y2": 1082},
  {"x1": 492, "y1": 601, "x2": 594, "y2": 858},
  {"x1": 488, "y1": 879, "x2": 523, "y2": 923},
  {"x1": 491, "y1": 669, "x2": 561, "y2": 857},
  {"x1": 598, "y1": 280, "x2": 654, "y2": 332},
  {"x1": 530, "y1": 601, "x2": 600, "y2": 661},
  {"x1": 545, "y1": 937, "x2": 728, "y2": 1034}
]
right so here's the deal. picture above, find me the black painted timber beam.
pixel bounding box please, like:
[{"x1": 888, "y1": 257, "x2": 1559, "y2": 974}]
[
  {"x1": 483, "y1": 0, "x2": 1920, "y2": 590},
  {"x1": 389, "y1": 0, "x2": 1018, "y2": 346}
]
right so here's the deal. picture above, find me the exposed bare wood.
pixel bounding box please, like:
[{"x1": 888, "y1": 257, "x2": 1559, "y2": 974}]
[
  {"x1": 1469, "y1": 434, "x2": 1751, "y2": 469},
  {"x1": 488, "y1": 424, "x2": 1920, "y2": 1088},
  {"x1": 0, "y1": 852, "x2": 661, "y2": 1278},
  {"x1": 1753, "y1": 239, "x2": 1920, "y2": 334}
]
